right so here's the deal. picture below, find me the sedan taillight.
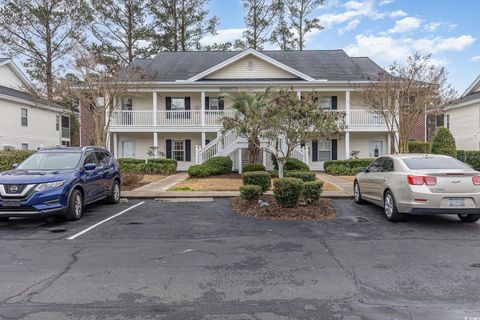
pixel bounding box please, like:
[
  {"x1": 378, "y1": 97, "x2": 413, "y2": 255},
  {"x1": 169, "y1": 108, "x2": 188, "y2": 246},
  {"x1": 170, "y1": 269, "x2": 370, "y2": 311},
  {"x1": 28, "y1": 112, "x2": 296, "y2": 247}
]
[
  {"x1": 472, "y1": 176, "x2": 480, "y2": 185},
  {"x1": 407, "y1": 175, "x2": 437, "y2": 186}
]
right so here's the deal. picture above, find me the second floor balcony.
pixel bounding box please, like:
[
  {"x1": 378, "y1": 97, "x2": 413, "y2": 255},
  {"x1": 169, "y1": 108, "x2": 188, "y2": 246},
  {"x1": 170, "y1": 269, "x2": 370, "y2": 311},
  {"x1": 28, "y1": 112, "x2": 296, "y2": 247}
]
[{"x1": 109, "y1": 109, "x2": 389, "y2": 131}]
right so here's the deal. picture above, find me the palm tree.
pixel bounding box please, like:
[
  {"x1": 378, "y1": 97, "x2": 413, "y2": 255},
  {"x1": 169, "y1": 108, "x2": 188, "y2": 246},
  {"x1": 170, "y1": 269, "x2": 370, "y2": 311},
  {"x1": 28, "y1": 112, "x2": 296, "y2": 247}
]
[{"x1": 222, "y1": 90, "x2": 270, "y2": 163}]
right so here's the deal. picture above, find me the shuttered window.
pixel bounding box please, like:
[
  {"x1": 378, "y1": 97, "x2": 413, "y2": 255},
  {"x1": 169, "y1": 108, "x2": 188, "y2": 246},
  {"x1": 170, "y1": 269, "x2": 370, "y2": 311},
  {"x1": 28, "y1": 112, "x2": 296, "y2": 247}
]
[
  {"x1": 173, "y1": 140, "x2": 185, "y2": 161},
  {"x1": 318, "y1": 140, "x2": 332, "y2": 161}
]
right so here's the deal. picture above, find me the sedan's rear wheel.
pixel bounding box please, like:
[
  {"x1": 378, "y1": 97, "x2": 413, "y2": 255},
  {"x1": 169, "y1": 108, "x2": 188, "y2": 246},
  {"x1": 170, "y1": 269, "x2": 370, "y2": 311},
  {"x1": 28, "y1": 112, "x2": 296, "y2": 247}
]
[
  {"x1": 383, "y1": 191, "x2": 402, "y2": 222},
  {"x1": 354, "y1": 181, "x2": 366, "y2": 204},
  {"x1": 457, "y1": 214, "x2": 480, "y2": 223}
]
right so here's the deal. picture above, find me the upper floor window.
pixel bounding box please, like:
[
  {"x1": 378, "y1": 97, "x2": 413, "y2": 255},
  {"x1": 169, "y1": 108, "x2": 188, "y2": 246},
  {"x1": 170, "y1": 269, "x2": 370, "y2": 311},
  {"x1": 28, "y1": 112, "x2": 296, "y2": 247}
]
[
  {"x1": 208, "y1": 97, "x2": 219, "y2": 110},
  {"x1": 171, "y1": 98, "x2": 185, "y2": 110},
  {"x1": 121, "y1": 98, "x2": 133, "y2": 111},
  {"x1": 318, "y1": 96, "x2": 332, "y2": 109},
  {"x1": 56, "y1": 115, "x2": 60, "y2": 131},
  {"x1": 21, "y1": 108, "x2": 28, "y2": 126}
]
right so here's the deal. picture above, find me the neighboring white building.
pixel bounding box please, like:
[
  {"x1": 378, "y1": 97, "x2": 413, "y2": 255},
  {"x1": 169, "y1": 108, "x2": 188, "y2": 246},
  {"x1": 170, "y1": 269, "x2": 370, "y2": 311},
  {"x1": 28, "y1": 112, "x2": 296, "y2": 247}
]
[
  {"x1": 443, "y1": 75, "x2": 480, "y2": 150},
  {"x1": 0, "y1": 58, "x2": 71, "y2": 150},
  {"x1": 81, "y1": 49, "x2": 394, "y2": 171}
]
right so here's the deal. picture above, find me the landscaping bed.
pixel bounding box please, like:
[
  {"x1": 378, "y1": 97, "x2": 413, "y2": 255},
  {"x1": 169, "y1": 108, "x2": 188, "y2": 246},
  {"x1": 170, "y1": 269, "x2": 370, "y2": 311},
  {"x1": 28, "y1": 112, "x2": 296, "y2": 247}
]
[
  {"x1": 169, "y1": 173, "x2": 242, "y2": 191},
  {"x1": 121, "y1": 174, "x2": 166, "y2": 191},
  {"x1": 231, "y1": 195, "x2": 335, "y2": 221}
]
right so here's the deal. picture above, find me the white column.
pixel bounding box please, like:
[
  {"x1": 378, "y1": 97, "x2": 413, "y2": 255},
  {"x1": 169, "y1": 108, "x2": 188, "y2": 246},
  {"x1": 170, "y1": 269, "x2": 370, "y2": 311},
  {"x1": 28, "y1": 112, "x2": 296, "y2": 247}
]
[
  {"x1": 394, "y1": 131, "x2": 400, "y2": 153},
  {"x1": 152, "y1": 92, "x2": 158, "y2": 126},
  {"x1": 387, "y1": 133, "x2": 392, "y2": 155},
  {"x1": 201, "y1": 91, "x2": 206, "y2": 127},
  {"x1": 297, "y1": 91, "x2": 301, "y2": 99},
  {"x1": 153, "y1": 132, "x2": 158, "y2": 158},
  {"x1": 238, "y1": 148, "x2": 242, "y2": 174},
  {"x1": 113, "y1": 133, "x2": 118, "y2": 158},
  {"x1": 344, "y1": 132, "x2": 350, "y2": 160},
  {"x1": 262, "y1": 150, "x2": 267, "y2": 167},
  {"x1": 201, "y1": 131, "x2": 206, "y2": 148},
  {"x1": 345, "y1": 91, "x2": 350, "y2": 128}
]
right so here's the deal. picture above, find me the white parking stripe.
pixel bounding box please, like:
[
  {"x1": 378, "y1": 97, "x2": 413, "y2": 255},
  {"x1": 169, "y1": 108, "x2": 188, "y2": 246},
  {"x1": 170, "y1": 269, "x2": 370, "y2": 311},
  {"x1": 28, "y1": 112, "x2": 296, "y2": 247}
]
[{"x1": 67, "y1": 201, "x2": 145, "y2": 240}]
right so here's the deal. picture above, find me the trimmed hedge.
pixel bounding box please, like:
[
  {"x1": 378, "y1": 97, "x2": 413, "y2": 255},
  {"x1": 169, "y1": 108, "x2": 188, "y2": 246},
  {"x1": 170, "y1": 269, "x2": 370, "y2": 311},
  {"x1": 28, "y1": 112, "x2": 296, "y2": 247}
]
[
  {"x1": 303, "y1": 180, "x2": 323, "y2": 203},
  {"x1": 324, "y1": 158, "x2": 374, "y2": 176},
  {"x1": 431, "y1": 127, "x2": 457, "y2": 158},
  {"x1": 284, "y1": 171, "x2": 316, "y2": 182},
  {"x1": 272, "y1": 156, "x2": 310, "y2": 171},
  {"x1": 119, "y1": 158, "x2": 177, "y2": 175},
  {"x1": 273, "y1": 178, "x2": 304, "y2": 208},
  {"x1": 0, "y1": 150, "x2": 35, "y2": 172},
  {"x1": 242, "y1": 171, "x2": 271, "y2": 192},
  {"x1": 187, "y1": 156, "x2": 233, "y2": 178},
  {"x1": 240, "y1": 185, "x2": 262, "y2": 201},
  {"x1": 243, "y1": 163, "x2": 266, "y2": 172},
  {"x1": 408, "y1": 141, "x2": 430, "y2": 153},
  {"x1": 457, "y1": 150, "x2": 480, "y2": 170}
]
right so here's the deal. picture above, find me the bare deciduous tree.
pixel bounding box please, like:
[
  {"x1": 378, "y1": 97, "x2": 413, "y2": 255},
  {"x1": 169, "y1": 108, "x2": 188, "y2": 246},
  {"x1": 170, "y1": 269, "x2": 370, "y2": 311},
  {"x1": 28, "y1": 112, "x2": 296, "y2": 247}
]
[{"x1": 362, "y1": 54, "x2": 457, "y2": 153}]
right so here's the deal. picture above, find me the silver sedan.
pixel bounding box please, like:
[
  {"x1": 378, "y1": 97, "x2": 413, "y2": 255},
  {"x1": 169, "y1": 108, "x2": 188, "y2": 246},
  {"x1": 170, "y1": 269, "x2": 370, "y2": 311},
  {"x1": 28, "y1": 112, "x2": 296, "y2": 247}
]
[{"x1": 354, "y1": 154, "x2": 480, "y2": 222}]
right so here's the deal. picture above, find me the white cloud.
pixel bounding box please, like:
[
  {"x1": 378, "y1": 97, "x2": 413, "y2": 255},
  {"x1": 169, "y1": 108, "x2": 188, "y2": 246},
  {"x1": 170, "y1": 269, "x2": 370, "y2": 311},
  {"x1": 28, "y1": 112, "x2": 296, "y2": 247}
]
[
  {"x1": 378, "y1": 0, "x2": 394, "y2": 5},
  {"x1": 200, "y1": 28, "x2": 245, "y2": 46},
  {"x1": 339, "y1": 19, "x2": 361, "y2": 34},
  {"x1": 389, "y1": 10, "x2": 407, "y2": 18},
  {"x1": 345, "y1": 34, "x2": 475, "y2": 65},
  {"x1": 471, "y1": 56, "x2": 480, "y2": 62},
  {"x1": 388, "y1": 17, "x2": 421, "y2": 33},
  {"x1": 424, "y1": 21, "x2": 441, "y2": 32}
]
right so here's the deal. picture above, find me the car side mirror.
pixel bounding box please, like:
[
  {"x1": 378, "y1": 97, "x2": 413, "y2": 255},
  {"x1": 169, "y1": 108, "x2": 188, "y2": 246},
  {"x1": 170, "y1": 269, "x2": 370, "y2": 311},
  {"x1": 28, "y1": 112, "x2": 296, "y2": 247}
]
[
  {"x1": 11, "y1": 163, "x2": 18, "y2": 169},
  {"x1": 84, "y1": 163, "x2": 96, "y2": 171}
]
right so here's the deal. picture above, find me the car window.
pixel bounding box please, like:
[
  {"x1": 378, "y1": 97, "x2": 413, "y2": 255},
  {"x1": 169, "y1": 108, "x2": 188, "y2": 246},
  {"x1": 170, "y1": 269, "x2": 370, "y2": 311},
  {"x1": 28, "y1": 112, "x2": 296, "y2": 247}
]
[
  {"x1": 402, "y1": 157, "x2": 470, "y2": 170},
  {"x1": 382, "y1": 158, "x2": 395, "y2": 172},
  {"x1": 17, "y1": 152, "x2": 81, "y2": 170},
  {"x1": 95, "y1": 152, "x2": 108, "y2": 166},
  {"x1": 83, "y1": 152, "x2": 99, "y2": 166},
  {"x1": 366, "y1": 158, "x2": 384, "y2": 173}
]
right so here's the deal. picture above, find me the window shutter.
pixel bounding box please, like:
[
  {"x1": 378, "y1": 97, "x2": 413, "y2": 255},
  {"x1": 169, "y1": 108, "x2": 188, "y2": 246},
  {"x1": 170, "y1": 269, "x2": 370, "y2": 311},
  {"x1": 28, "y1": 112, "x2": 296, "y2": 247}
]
[
  {"x1": 332, "y1": 139, "x2": 338, "y2": 160},
  {"x1": 312, "y1": 140, "x2": 318, "y2": 162},
  {"x1": 205, "y1": 97, "x2": 210, "y2": 110},
  {"x1": 219, "y1": 97, "x2": 224, "y2": 110},
  {"x1": 184, "y1": 97, "x2": 191, "y2": 110},
  {"x1": 185, "y1": 140, "x2": 191, "y2": 162},
  {"x1": 331, "y1": 96, "x2": 337, "y2": 110},
  {"x1": 166, "y1": 97, "x2": 172, "y2": 110},
  {"x1": 166, "y1": 139, "x2": 172, "y2": 159}
]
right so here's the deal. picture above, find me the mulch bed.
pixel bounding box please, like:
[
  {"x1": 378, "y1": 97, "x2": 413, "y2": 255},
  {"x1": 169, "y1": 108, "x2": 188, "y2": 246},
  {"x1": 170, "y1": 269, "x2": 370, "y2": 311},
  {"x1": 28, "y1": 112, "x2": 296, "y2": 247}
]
[{"x1": 231, "y1": 195, "x2": 336, "y2": 221}]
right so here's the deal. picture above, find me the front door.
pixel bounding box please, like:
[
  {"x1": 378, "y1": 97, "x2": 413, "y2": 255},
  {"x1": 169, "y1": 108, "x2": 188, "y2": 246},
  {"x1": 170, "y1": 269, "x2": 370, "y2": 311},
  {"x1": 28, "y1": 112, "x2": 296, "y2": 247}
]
[
  {"x1": 369, "y1": 140, "x2": 384, "y2": 158},
  {"x1": 122, "y1": 141, "x2": 135, "y2": 158}
]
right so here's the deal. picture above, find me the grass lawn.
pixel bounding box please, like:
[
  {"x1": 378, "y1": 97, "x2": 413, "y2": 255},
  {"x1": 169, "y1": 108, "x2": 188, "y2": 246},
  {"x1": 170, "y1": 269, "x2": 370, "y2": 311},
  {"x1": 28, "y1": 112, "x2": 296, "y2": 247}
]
[{"x1": 169, "y1": 173, "x2": 243, "y2": 191}]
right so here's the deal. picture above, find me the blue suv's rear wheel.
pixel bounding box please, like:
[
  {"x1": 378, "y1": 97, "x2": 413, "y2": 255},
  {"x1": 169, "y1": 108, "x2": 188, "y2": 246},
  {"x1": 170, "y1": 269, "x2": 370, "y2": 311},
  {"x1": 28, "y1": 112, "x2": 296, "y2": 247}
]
[
  {"x1": 106, "y1": 180, "x2": 121, "y2": 204},
  {"x1": 66, "y1": 189, "x2": 83, "y2": 221}
]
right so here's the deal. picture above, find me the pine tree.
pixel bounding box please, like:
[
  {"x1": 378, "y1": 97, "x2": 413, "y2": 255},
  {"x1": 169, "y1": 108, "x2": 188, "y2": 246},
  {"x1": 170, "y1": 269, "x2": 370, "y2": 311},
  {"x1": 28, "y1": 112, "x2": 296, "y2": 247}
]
[
  {"x1": 0, "y1": 0, "x2": 90, "y2": 100},
  {"x1": 286, "y1": 0, "x2": 324, "y2": 50},
  {"x1": 270, "y1": 0, "x2": 295, "y2": 50},
  {"x1": 239, "y1": 0, "x2": 276, "y2": 50},
  {"x1": 89, "y1": 0, "x2": 151, "y2": 65},
  {"x1": 149, "y1": 0, "x2": 218, "y2": 52}
]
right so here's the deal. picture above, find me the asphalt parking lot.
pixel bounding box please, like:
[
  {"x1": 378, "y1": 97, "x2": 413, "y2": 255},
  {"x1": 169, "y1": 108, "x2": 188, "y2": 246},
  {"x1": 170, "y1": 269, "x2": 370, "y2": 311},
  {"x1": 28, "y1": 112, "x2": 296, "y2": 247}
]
[{"x1": 0, "y1": 198, "x2": 479, "y2": 320}]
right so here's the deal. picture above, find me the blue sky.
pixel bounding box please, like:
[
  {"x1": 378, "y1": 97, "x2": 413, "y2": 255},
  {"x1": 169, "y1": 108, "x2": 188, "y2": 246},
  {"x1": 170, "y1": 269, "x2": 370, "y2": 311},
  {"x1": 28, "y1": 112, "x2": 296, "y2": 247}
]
[{"x1": 203, "y1": 0, "x2": 479, "y2": 94}]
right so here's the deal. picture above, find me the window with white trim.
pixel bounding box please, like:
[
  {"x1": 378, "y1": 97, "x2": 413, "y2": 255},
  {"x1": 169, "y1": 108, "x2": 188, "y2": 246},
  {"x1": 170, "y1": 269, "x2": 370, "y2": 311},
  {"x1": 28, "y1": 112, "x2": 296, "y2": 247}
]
[
  {"x1": 171, "y1": 98, "x2": 185, "y2": 110},
  {"x1": 318, "y1": 140, "x2": 331, "y2": 161},
  {"x1": 172, "y1": 140, "x2": 185, "y2": 161},
  {"x1": 445, "y1": 114, "x2": 450, "y2": 129},
  {"x1": 318, "y1": 96, "x2": 332, "y2": 109},
  {"x1": 208, "y1": 97, "x2": 219, "y2": 110},
  {"x1": 21, "y1": 108, "x2": 28, "y2": 126},
  {"x1": 56, "y1": 115, "x2": 60, "y2": 131},
  {"x1": 21, "y1": 143, "x2": 28, "y2": 150}
]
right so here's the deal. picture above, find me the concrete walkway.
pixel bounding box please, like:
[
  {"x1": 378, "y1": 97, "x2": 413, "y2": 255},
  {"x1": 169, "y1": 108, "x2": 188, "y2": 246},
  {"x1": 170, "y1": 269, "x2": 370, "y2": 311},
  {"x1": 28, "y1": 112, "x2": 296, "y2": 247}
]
[
  {"x1": 123, "y1": 172, "x2": 188, "y2": 197},
  {"x1": 316, "y1": 172, "x2": 354, "y2": 197}
]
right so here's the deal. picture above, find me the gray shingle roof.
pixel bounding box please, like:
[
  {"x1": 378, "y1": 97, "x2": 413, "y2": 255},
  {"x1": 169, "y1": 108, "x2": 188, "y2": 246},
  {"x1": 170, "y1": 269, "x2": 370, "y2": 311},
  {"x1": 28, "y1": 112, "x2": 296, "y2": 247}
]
[
  {"x1": 0, "y1": 85, "x2": 54, "y2": 106},
  {"x1": 0, "y1": 58, "x2": 9, "y2": 64},
  {"x1": 450, "y1": 91, "x2": 480, "y2": 106},
  {"x1": 131, "y1": 50, "x2": 384, "y2": 82}
]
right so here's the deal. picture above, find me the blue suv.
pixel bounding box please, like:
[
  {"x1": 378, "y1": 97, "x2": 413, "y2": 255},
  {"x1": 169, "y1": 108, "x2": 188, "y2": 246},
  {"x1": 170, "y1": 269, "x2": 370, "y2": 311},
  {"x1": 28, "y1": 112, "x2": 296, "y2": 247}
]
[{"x1": 0, "y1": 147, "x2": 121, "y2": 221}]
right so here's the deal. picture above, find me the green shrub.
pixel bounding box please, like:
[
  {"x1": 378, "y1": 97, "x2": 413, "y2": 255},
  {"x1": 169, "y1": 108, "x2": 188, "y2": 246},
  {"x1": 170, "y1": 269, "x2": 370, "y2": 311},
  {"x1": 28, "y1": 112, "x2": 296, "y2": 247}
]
[
  {"x1": 323, "y1": 158, "x2": 374, "y2": 172},
  {"x1": 118, "y1": 158, "x2": 145, "y2": 165},
  {"x1": 240, "y1": 184, "x2": 262, "y2": 201},
  {"x1": 271, "y1": 156, "x2": 310, "y2": 171},
  {"x1": 242, "y1": 171, "x2": 271, "y2": 192},
  {"x1": 325, "y1": 164, "x2": 363, "y2": 176},
  {"x1": 204, "y1": 156, "x2": 232, "y2": 173},
  {"x1": 122, "y1": 171, "x2": 144, "y2": 186},
  {"x1": 284, "y1": 171, "x2": 316, "y2": 182},
  {"x1": 188, "y1": 164, "x2": 213, "y2": 178},
  {"x1": 243, "y1": 163, "x2": 266, "y2": 172},
  {"x1": 431, "y1": 127, "x2": 457, "y2": 158},
  {"x1": 303, "y1": 180, "x2": 323, "y2": 203},
  {"x1": 120, "y1": 158, "x2": 177, "y2": 175},
  {"x1": 456, "y1": 150, "x2": 480, "y2": 170},
  {"x1": 273, "y1": 178, "x2": 304, "y2": 208},
  {"x1": 408, "y1": 141, "x2": 430, "y2": 153},
  {"x1": 0, "y1": 150, "x2": 35, "y2": 172}
]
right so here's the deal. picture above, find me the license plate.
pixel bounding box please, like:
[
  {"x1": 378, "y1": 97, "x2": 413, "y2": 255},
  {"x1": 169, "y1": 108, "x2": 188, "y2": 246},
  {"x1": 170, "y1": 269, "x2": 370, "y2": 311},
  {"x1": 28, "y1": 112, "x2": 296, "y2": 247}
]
[
  {"x1": 449, "y1": 198, "x2": 465, "y2": 207},
  {"x1": 2, "y1": 199, "x2": 21, "y2": 207}
]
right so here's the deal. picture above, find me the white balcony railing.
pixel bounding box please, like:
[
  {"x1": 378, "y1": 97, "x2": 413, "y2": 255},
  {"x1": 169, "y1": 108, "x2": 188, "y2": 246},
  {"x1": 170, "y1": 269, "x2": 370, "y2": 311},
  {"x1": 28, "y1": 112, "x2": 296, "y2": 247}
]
[{"x1": 349, "y1": 109, "x2": 387, "y2": 127}]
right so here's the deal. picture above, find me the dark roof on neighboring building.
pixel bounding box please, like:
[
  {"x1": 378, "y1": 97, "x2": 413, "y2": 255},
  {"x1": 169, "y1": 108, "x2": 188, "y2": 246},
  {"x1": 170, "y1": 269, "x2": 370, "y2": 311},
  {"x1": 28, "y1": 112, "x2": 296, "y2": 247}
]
[
  {"x1": 131, "y1": 50, "x2": 384, "y2": 82},
  {"x1": 0, "y1": 85, "x2": 55, "y2": 107},
  {"x1": 0, "y1": 58, "x2": 9, "y2": 63},
  {"x1": 449, "y1": 91, "x2": 480, "y2": 106}
]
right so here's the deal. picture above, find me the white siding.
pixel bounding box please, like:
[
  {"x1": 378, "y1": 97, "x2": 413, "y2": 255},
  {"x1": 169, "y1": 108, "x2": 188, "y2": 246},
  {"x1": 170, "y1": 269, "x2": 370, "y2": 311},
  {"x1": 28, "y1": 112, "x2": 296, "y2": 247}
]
[
  {"x1": 350, "y1": 132, "x2": 388, "y2": 158},
  {"x1": 0, "y1": 99, "x2": 61, "y2": 150},
  {"x1": 0, "y1": 64, "x2": 26, "y2": 90},
  {"x1": 206, "y1": 55, "x2": 297, "y2": 80},
  {"x1": 446, "y1": 102, "x2": 480, "y2": 150}
]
